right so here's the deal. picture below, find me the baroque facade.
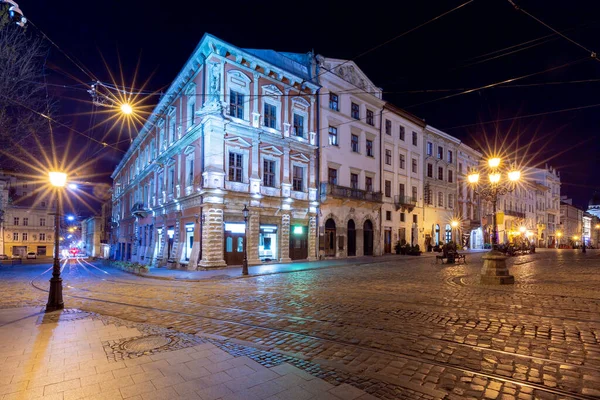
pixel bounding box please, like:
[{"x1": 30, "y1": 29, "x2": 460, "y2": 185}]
[
  {"x1": 457, "y1": 144, "x2": 482, "y2": 249},
  {"x1": 110, "y1": 34, "x2": 320, "y2": 269}
]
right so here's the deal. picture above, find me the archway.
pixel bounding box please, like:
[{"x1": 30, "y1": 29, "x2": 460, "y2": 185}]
[
  {"x1": 435, "y1": 224, "x2": 440, "y2": 245},
  {"x1": 325, "y1": 218, "x2": 336, "y2": 257},
  {"x1": 363, "y1": 219, "x2": 374, "y2": 256},
  {"x1": 347, "y1": 219, "x2": 356, "y2": 256}
]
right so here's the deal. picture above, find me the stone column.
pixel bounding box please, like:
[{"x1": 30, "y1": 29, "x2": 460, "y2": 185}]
[
  {"x1": 188, "y1": 219, "x2": 201, "y2": 271},
  {"x1": 199, "y1": 205, "x2": 227, "y2": 269},
  {"x1": 308, "y1": 215, "x2": 317, "y2": 261},
  {"x1": 247, "y1": 211, "x2": 261, "y2": 265},
  {"x1": 250, "y1": 138, "x2": 261, "y2": 195},
  {"x1": 145, "y1": 221, "x2": 155, "y2": 266},
  {"x1": 280, "y1": 214, "x2": 291, "y2": 263}
]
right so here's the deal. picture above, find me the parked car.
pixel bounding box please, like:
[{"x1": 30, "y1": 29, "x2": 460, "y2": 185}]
[
  {"x1": 11, "y1": 254, "x2": 21, "y2": 259},
  {"x1": 0, "y1": 254, "x2": 8, "y2": 260},
  {"x1": 26, "y1": 252, "x2": 37, "y2": 259}
]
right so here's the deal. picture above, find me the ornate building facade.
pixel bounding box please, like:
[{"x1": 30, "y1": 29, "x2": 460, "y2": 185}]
[
  {"x1": 457, "y1": 144, "x2": 483, "y2": 249},
  {"x1": 111, "y1": 34, "x2": 320, "y2": 269}
]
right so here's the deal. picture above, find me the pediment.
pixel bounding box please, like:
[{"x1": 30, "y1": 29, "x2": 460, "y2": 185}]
[
  {"x1": 261, "y1": 145, "x2": 283, "y2": 156},
  {"x1": 291, "y1": 97, "x2": 310, "y2": 108},
  {"x1": 290, "y1": 152, "x2": 310, "y2": 163},
  {"x1": 262, "y1": 84, "x2": 283, "y2": 96},
  {"x1": 227, "y1": 69, "x2": 251, "y2": 83},
  {"x1": 225, "y1": 136, "x2": 252, "y2": 148},
  {"x1": 165, "y1": 157, "x2": 176, "y2": 167},
  {"x1": 184, "y1": 145, "x2": 195, "y2": 155},
  {"x1": 320, "y1": 58, "x2": 380, "y2": 94}
]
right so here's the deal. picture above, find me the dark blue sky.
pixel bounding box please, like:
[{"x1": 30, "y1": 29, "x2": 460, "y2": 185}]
[{"x1": 24, "y1": 0, "x2": 600, "y2": 209}]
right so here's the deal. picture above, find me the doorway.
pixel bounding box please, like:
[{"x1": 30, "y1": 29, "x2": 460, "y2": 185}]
[
  {"x1": 290, "y1": 225, "x2": 308, "y2": 260},
  {"x1": 384, "y1": 228, "x2": 392, "y2": 253},
  {"x1": 347, "y1": 220, "x2": 356, "y2": 256},
  {"x1": 363, "y1": 219, "x2": 374, "y2": 256},
  {"x1": 224, "y1": 223, "x2": 245, "y2": 265},
  {"x1": 324, "y1": 218, "x2": 336, "y2": 257}
]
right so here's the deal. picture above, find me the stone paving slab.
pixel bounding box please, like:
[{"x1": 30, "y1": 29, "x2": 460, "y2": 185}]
[{"x1": 0, "y1": 307, "x2": 379, "y2": 400}]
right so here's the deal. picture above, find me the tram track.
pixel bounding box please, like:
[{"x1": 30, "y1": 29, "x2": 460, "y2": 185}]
[{"x1": 29, "y1": 264, "x2": 600, "y2": 400}]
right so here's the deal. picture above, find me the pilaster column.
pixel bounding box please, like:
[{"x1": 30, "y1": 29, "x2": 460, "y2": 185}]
[
  {"x1": 308, "y1": 215, "x2": 317, "y2": 261},
  {"x1": 280, "y1": 214, "x2": 291, "y2": 263},
  {"x1": 247, "y1": 211, "x2": 261, "y2": 265},
  {"x1": 199, "y1": 205, "x2": 227, "y2": 269}
]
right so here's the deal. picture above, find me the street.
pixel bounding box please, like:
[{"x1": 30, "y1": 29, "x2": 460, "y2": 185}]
[{"x1": 1, "y1": 250, "x2": 599, "y2": 399}]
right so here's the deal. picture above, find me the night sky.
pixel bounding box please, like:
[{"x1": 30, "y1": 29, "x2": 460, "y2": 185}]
[{"x1": 21, "y1": 0, "x2": 600, "y2": 211}]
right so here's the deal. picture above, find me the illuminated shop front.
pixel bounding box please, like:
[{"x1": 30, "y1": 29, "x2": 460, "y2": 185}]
[
  {"x1": 290, "y1": 224, "x2": 308, "y2": 260},
  {"x1": 259, "y1": 225, "x2": 278, "y2": 261}
]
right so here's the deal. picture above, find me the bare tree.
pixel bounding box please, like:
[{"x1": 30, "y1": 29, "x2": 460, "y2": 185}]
[{"x1": 0, "y1": 6, "x2": 52, "y2": 169}]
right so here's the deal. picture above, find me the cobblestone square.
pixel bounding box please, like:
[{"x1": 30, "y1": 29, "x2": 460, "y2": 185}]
[{"x1": 1, "y1": 249, "x2": 599, "y2": 399}]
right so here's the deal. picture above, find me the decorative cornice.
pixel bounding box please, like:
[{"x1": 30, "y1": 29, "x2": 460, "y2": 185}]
[{"x1": 225, "y1": 136, "x2": 252, "y2": 148}]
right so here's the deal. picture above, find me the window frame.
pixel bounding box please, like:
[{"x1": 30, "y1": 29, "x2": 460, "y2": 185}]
[
  {"x1": 351, "y1": 102, "x2": 360, "y2": 119},
  {"x1": 228, "y1": 152, "x2": 244, "y2": 183},
  {"x1": 292, "y1": 113, "x2": 305, "y2": 138},
  {"x1": 385, "y1": 119, "x2": 391, "y2": 135},
  {"x1": 366, "y1": 139, "x2": 373, "y2": 157},
  {"x1": 385, "y1": 149, "x2": 392, "y2": 165},
  {"x1": 263, "y1": 102, "x2": 277, "y2": 129},
  {"x1": 292, "y1": 165, "x2": 305, "y2": 192},
  {"x1": 399, "y1": 126, "x2": 405, "y2": 141},
  {"x1": 328, "y1": 126, "x2": 338, "y2": 146},
  {"x1": 329, "y1": 92, "x2": 339, "y2": 111},
  {"x1": 263, "y1": 159, "x2": 277, "y2": 188},
  {"x1": 366, "y1": 109, "x2": 374, "y2": 126},
  {"x1": 351, "y1": 134, "x2": 359, "y2": 153},
  {"x1": 229, "y1": 90, "x2": 245, "y2": 119}
]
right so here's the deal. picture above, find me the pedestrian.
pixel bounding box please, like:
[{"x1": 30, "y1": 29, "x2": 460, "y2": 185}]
[{"x1": 582, "y1": 241, "x2": 586, "y2": 253}]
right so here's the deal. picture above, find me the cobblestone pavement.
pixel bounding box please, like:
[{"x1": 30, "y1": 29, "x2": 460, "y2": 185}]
[{"x1": 2, "y1": 249, "x2": 600, "y2": 399}]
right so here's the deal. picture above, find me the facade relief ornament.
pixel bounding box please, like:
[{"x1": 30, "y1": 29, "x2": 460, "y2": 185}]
[{"x1": 336, "y1": 65, "x2": 367, "y2": 90}]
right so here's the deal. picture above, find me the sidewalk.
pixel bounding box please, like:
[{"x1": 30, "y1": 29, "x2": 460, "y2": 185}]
[
  {"x1": 117, "y1": 253, "x2": 439, "y2": 282},
  {"x1": 0, "y1": 307, "x2": 377, "y2": 400}
]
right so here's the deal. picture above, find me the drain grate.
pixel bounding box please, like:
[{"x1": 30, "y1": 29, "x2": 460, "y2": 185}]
[
  {"x1": 121, "y1": 335, "x2": 173, "y2": 352},
  {"x1": 103, "y1": 332, "x2": 203, "y2": 362}
]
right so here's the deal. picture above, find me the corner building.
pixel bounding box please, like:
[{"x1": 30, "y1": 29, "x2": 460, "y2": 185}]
[{"x1": 111, "y1": 34, "x2": 320, "y2": 269}]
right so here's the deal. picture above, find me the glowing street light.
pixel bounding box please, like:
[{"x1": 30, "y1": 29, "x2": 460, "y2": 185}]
[
  {"x1": 519, "y1": 226, "x2": 527, "y2": 234},
  {"x1": 120, "y1": 103, "x2": 133, "y2": 115},
  {"x1": 47, "y1": 171, "x2": 68, "y2": 312},
  {"x1": 467, "y1": 156, "x2": 522, "y2": 285}
]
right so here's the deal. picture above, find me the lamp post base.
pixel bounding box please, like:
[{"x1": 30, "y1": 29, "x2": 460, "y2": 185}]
[
  {"x1": 480, "y1": 249, "x2": 514, "y2": 285},
  {"x1": 46, "y1": 276, "x2": 64, "y2": 312}
]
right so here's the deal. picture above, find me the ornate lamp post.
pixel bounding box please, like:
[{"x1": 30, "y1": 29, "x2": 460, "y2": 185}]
[
  {"x1": 556, "y1": 231, "x2": 562, "y2": 248},
  {"x1": 450, "y1": 220, "x2": 459, "y2": 245},
  {"x1": 46, "y1": 171, "x2": 67, "y2": 312},
  {"x1": 467, "y1": 157, "x2": 521, "y2": 285},
  {"x1": 242, "y1": 204, "x2": 249, "y2": 276}
]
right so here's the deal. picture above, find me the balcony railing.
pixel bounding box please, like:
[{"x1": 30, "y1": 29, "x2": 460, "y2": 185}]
[
  {"x1": 504, "y1": 210, "x2": 526, "y2": 219},
  {"x1": 394, "y1": 195, "x2": 417, "y2": 211},
  {"x1": 130, "y1": 202, "x2": 149, "y2": 218},
  {"x1": 320, "y1": 183, "x2": 382, "y2": 203}
]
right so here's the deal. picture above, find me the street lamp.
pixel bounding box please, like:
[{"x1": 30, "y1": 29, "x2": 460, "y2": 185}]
[
  {"x1": 467, "y1": 156, "x2": 521, "y2": 285},
  {"x1": 556, "y1": 231, "x2": 562, "y2": 248},
  {"x1": 242, "y1": 204, "x2": 249, "y2": 276},
  {"x1": 46, "y1": 171, "x2": 67, "y2": 312},
  {"x1": 450, "y1": 220, "x2": 459, "y2": 244}
]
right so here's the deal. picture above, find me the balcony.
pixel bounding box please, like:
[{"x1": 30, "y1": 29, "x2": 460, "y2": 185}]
[
  {"x1": 394, "y1": 195, "x2": 417, "y2": 212},
  {"x1": 130, "y1": 202, "x2": 149, "y2": 218},
  {"x1": 504, "y1": 210, "x2": 525, "y2": 219},
  {"x1": 320, "y1": 183, "x2": 382, "y2": 203}
]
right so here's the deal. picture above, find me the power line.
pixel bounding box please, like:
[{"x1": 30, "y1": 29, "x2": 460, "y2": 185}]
[
  {"x1": 508, "y1": 0, "x2": 599, "y2": 60},
  {"x1": 405, "y1": 57, "x2": 590, "y2": 109},
  {"x1": 443, "y1": 102, "x2": 600, "y2": 130}
]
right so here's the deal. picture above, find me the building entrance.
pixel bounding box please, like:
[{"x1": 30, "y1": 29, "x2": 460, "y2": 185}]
[
  {"x1": 324, "y1": 219, "x2": 336, "y2": 257},
  {"x1": 224, "y1": 223, "x2": 245, "y2": 265},
  {"x1": 289, "y1": 225, "x2": 308, "y2": 260},
  {"x1": 259, "y1": 225, "x2": 278, "y2": 261}
]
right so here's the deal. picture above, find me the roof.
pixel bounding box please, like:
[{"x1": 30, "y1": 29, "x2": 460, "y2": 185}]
[{"x1": 243, "y1": 49, "x2": 314, "y2": 83}]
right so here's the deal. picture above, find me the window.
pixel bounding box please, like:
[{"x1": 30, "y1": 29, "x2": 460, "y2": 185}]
[
  {"x1": 350, "y1": 173, "x2": 358, "y2": 189},
  {"x1": 412, "y1": 131, "x2": 418, "y2": 146},
  {"x1": 187, "y1": 96, "x2": 195, "y2": 129},
  {"x1": 399, "y1": 154, "x2": 405, "y2": 169},
  {"x1": 228, "y1": 152, "x2": 243, "y2": 182},
  {"x1": 438, "y1": 192, "x2": 444, "y2": 207},
  {"x1": 365, "y1": 176, "x2": 373, "y2": 192},
  {"x1": 400, "y1": 213, "x2": 405, "y2": 222},
  {"x1": 351, "y1": 134, "x2": 359, "y2": 152},
  {"x1": 263, "y1": 160, "x2": 276, "y2": 187},
  {"x1": 437, "y1": 146, "x2": 443, "y2": 159},
  {"x1": 13, "y1": 217, "x2": 18, "y2": 226},
  {"x1": 366, "y1": 110, "x2": 374, "y2": 126},
  {"x1": 349, "y1": 103, "x2": 360, "y2": 120},
  {"x1": 438, "y1": 167, "x2": 444, "y2": 180},
  {"x1": 169, "y1": 114, "x2": 176, "y2": 144},
  {"x1": 412, "y1": 158, "x2": 417, "y2": 173},
  {"x1": 23, "y1": 218, "x2": 28, "y2": 226},
  {"x1": 293, "y1": 114, "x2": 304, "y2": 137},
  {"x1": 399, "y1": 183, "x2": 405, "y2": 197},
  {"x1": 385, "y1": 149, "x2": 392, "y2": 165},
  {"x1": 399, "y1": 126, "x2": 405, "y2": 141},
  {"x1": 328, "y1": 126, "x2": 338, "y2": 146},
  {"x1": 293, "y1": 166, "x2": 304, "y2": 191},
  {"x1": 22, "y1": 232, "x2": 27, "y2": 241},
  {"x1": 385, "y1": 180, "x2": 391, "y2": 197},
  {"x1": 448, "y1": 194, "x2": 454, "y2": 209},
  {"x1": 447, "y1": 150, "x2": 453, "y2": 163},
  {"x1": 386, "y1": 211, "x2": 392, "y2": 221},
  {"x1": 426, "y1": 142, "x2": 433, "y2": 156},
  {"x1": 328, "y1": 168, "x2": 338, "y2": 185},
  {"x1": 412, "y1": 186, "x2": 417, "y2": 201},
  {"x1": 229, "y1": 90, "x2": 244, "y2": 119},
  {"x1": 413, "y1": 214, "x2": 418, "y2": 224},
  {"x1": 385, "y1": 119, "x2": 391, "y2": 135},
  {"x1": 329, "y1": 93, "x2": 339, "y2": 111},
  {"x1": 186, "y1": 158, "x2": 194, "y2": 187},
  {"x1": 13, "y1": 232, "x2": 18, "y2": 241},
  {"x1": 168, "y1": 167, "x2": 175, "y2": 194},
  {"x1": 427, "y1": 164, "x2": 433, "y2": 178},
  {"x1": 40, "y1": 233, "x2": 45, "y2": 241},
  {"x1": 264, "y1": 103, "x2": 277, "y2": 128},
  {"x1": 448, "y1": 170, "x2": 453, "y2": 183},
  {"x1": 40, "y1": 218, "x2": 45, "y2": 227},
  {"x1": 366, "y1": 139, "x2": 373, "y2": 156},
  {"x1": 459, "y1": 163, "x2": 463, "y2": 173}
]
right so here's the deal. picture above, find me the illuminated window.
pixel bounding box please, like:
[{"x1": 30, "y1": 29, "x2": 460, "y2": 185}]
[
  {"x1": 329, "y1": 93, "x2": 339, "y2": 111},
  {"x1": 229, "y1": 90, "x2": 244, "y2": 119},
  {"x1": 293, "y1": 113, "x2": 304, "y2": 137},
  {"x1": 263, "y1": 160, "x2": 276, "y2": 187},
  {"x1": 228, "y1": 152, "x2": 243, "y2": 182},
  {"x1": 351, "y1": 103, "x2": 360, "y2": 119},
  {"x1": 328, "y1": 126, "x2": 338, "y2": 146}
]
